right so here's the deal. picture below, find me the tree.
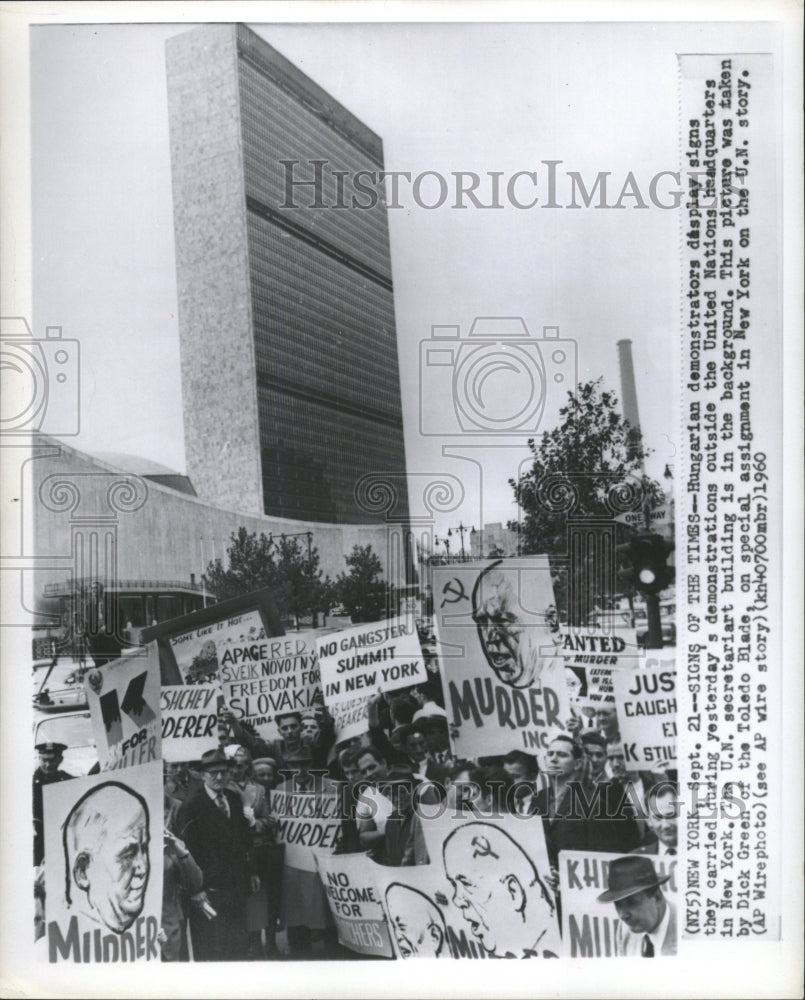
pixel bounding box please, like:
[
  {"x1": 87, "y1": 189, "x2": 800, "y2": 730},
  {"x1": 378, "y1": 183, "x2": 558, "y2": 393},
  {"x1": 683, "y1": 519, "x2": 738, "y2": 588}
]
[
  {"x1": 509, "y1": 378, "x2": 665, "y2": 624},
  {"x1": 336, "y1": 544, "x2": 388, "y2": 623},
  {"x1": 203, "y1": 527, "x2": 329, "y2": 625}
]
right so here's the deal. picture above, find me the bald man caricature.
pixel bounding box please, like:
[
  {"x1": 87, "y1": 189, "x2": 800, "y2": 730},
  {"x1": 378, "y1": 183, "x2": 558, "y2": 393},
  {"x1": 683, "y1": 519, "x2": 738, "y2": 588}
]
[
  {"x1": 62, "y1": 782, "x2": 150, "y2": 933},
  {"x1": 442, "y1": 821, "x2": 557, "y2": 958},
  {"x1": 385, "y1": 883, "x2": 449, "y2": 958}
]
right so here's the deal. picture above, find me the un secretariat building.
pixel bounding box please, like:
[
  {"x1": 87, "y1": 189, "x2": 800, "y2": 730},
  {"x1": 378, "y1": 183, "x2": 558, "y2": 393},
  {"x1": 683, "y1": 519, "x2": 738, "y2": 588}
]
[{"x1": 166, "y1": 23, "x2": 409, "y2": 525}]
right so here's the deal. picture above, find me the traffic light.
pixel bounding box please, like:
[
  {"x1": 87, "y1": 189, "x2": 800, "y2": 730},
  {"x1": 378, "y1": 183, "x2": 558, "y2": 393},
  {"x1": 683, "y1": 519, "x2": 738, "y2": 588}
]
[{"x1": 616, "y1": 533, "x2": 675, "y2": 596}]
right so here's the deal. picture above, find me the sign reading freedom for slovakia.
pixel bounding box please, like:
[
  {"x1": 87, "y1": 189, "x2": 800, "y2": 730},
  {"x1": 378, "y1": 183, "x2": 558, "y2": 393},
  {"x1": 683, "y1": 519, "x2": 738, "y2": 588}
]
[
  {"x1": 314, "y1": 851, "x2": 393, "y2": 958},
  {"x1": 43, "y1": 760, "x2": 163, "y2": 964},
  {"x1": 83, "y1": 644, "x2": 161, "y2": 771},
  {"x1": 218, "y1": 631, "x2": 323, "y2": 733},
  {"x1": 269, "y1": 789, "x2": 341, "y2": 872},
  {"x1": 318, "y1": 618, "x2": 425, "y2": 742},
  {"x1": 160, "y1": 684, "x2": 222, "y2": 762},
  {"x1": 433, "y1": 559, "x2": 569, "y2": 757},
  {"x1": 612, "y1": 661, "x2": 678, "y2": 768},
  {"x1": 558, "y1": 849, "x2": 678, "y2": 957}
]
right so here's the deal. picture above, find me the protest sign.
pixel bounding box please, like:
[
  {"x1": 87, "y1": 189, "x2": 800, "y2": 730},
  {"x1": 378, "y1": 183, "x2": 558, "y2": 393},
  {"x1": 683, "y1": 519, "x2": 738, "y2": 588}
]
[
  {"x1": 558, "y1": 849, "x2": 678, "y2": 957},
  {"x1": 314, "y1": 851, "x2": 393, "y2": 958},
  {"x1": 433, "y1": 559, "x2": 569, "y2": 756},
  {"x1": 410, "y1": 811, "x2": 561, "y2": 959},
  {"x1": 42, "y1": 760, "x2": 163, "y2": 964},
  {"x1": 318, "y1": 618, "x2": 426, "y2": 742},
  {"x1": 269, "y1": 787, "x2": 341, "y2": 871},
  {"x1": 83, "y1": 644, "x2": 161, "y2": 771},
  {"x1": 140, "y1": 588, "x2": 284, "y2": 685},
  {"x1": 160, "y1": 684, "x2": 222, "y2": 762},
  {"x1": 219, "y1": 632, "x2": 323, "y2": 733},
  {"x1": 613, "y1": 662, "x2": 677, "y2": 769},
  {"x1": 562, "y1": 627, "x2": 640, "y2": 716}
]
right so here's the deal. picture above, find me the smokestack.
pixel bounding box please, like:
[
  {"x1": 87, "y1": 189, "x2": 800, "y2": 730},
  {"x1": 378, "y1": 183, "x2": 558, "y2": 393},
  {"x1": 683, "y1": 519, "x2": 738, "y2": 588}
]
[{"x1": 617, "y1": 338, "x2": 645, "y2": 474}]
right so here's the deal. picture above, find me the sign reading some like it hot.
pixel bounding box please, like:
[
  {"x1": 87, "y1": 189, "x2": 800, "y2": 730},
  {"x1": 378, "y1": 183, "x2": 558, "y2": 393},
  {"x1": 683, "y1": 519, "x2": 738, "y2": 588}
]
[{"x1": 317, "y1": 618, "x2": 425, "y2": 741}]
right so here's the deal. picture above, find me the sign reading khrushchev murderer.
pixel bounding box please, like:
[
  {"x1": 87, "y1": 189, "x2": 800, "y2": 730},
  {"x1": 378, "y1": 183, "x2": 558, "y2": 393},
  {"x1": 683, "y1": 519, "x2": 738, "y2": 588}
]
[
  {"x1": 317, "y1": 617, "x2": 426, "y2": 743},
  {"x1": 268, "y1": 788, "x2": 342, "y2": 871},
  {"x1": 43, "y1": 760, "x2": 163, "y2": 963},
  {"x1": 83, "y1": 644, "x2": 161, "y2": 771},
  {"x1": 433, "y1": 558, "x2": 570, "y2": 757},
  {"x1": 160, "y1": 684, "x2": 223, "y2": 762},
  {"x1": 612, "y1": 658, "x2": 678, "y2": 768},
  {"x1": 314, "y1": 851, "x2": 394, "y2": 958}
]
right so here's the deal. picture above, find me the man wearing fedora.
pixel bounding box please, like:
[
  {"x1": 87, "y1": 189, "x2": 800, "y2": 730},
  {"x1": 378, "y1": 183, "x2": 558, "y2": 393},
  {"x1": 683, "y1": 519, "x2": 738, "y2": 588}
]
[
  {"x1": 176, "y1": 747, "x2": 259, "y2": 961},
  {"x1": 597, "y1": 855, "x2": 677, "y2": 956}
]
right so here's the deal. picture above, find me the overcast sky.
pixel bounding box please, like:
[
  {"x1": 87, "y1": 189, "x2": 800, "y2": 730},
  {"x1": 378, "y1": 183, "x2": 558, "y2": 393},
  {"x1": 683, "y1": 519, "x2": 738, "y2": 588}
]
[{"x1": 29, "y1": 19, "x2": 775, "y2": 532}]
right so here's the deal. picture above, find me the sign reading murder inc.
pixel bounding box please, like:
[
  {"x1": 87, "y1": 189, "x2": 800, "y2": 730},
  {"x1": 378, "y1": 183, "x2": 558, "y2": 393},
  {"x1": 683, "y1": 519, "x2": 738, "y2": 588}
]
[
  {"x1": 160, "y1": 684, "x2": 222, "y2": 762},
  {"x1": 314, "y1": 851, "x2": 393, "y2": 958},
  {"x1": 268, "y1": 789, "x2": 341, "y2": 871},
  {"x1": 83, "y1": 644, "x2": 161, "y2": 771},
  {"x1": 612, "y1": 662, "x2": 678, "y2": 768},
  {"x1": 318, "y1": 618, "x2": 426, "y2": 742},
  {"x1": 434, "y1": 559, "x2": 569, "y2": 756},
  {"x1": 558, "y1": 850, "x2": 678, "y2": 957},
  {"x1": 43, "y1": 761, "x2": 163, "y2": 963}
]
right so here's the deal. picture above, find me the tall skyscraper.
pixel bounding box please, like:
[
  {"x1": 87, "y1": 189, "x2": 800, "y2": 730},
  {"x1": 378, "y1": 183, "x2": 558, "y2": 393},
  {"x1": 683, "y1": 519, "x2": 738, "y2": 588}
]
[{"x1": 166, "y1": 23, "x2": 409, "y2": 524}]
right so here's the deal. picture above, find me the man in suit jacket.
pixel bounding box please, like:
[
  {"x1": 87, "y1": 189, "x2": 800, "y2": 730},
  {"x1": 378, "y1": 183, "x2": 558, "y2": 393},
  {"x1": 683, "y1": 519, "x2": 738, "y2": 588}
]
[
  {"x1": 597, "y1": 855, "x2": 677, "y2": 956},
  {"x1": 176, "y1": 748, "x2": 259, "y2": 961}
]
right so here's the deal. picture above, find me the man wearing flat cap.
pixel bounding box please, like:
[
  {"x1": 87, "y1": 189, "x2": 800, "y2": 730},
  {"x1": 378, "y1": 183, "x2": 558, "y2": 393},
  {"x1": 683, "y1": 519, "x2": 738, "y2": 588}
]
[
  {"x1": 597, "y1": 855, "x2": 677, "y2": 956},
  {"x1": 175, "y1": 747, "x2": 259, "y2": 961},
  {"x1": 33, "y1": 742, "x2": 73, "y2": 865}
]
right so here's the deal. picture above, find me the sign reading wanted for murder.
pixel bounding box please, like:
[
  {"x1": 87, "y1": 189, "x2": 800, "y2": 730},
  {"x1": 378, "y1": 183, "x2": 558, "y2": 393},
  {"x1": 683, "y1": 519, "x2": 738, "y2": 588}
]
[
  {"x1": 42, "y1": 761, "x2": 163, "y2": 963},
  {"x1": 83, "y1": 644, "x2": 161, "y2": 771},
  {"x1": 613, "y1": 662, "x2": 677, "y2": 769},
  {"x1": 160, "y1": 684, "x2": 223, "y2": 762},
  {"x1": 314, "y1": 851, "x2": 393, "y2": 958},
  {"x1": 318, "y1": 618, "x2": 425, "y2": 741},
  {"x1": 386, "y1": 812, "x2": 561, "y2": 959},
  {"x1": 558, "y1": 850, "x2": 678, "y2": 957},
  {"x1": 434, "y1": 559, "x2": 569, "y2": 757}
]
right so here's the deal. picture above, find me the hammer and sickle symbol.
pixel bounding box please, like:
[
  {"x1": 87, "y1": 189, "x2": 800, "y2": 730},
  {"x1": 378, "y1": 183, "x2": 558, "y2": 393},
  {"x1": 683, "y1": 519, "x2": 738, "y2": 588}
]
[
  {"x1": 440, "y1": 578, "x2": 468, "y2": 608},
  {"x1": 470, "y1": 834, "x2": 500, "y2": 860}
]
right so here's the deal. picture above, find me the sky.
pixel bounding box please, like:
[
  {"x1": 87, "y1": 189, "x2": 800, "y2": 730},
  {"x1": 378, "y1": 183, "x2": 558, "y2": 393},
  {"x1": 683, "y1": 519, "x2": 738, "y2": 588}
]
[{"x1": 28, "y1": 18, "x2": 776, "y2": 533}]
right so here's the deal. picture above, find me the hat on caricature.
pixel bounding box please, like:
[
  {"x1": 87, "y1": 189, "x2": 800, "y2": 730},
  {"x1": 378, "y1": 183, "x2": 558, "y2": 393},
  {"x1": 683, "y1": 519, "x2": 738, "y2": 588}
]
[
  {"x1": 36, "y1": 742, "x2": 67, "y2": 755},
  {"x1": 596, "y1": 855, "x2": 671, "y2": 903},
  {"x1": 199, "y1": 748, "x2": 230, "y2": 770}
]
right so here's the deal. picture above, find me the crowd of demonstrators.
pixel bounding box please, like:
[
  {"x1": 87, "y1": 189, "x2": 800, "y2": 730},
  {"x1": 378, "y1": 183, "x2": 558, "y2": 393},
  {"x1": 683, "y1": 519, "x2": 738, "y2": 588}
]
[{"x1": 33, "y1": 605, "x2": 678, "y2": 961}]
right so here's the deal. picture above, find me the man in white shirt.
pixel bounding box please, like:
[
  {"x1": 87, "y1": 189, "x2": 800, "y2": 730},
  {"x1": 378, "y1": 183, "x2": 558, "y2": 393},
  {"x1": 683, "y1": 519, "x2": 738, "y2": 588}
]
[
  {"x1": 355, "y1": 747, "x2": 395, "y2": 856},
  {"x1": 597, "y1": 855, "x2": 677, "y2": 956},
  {"x1": 632, "y1": 781, "x2": 679, "y2": 857}
]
